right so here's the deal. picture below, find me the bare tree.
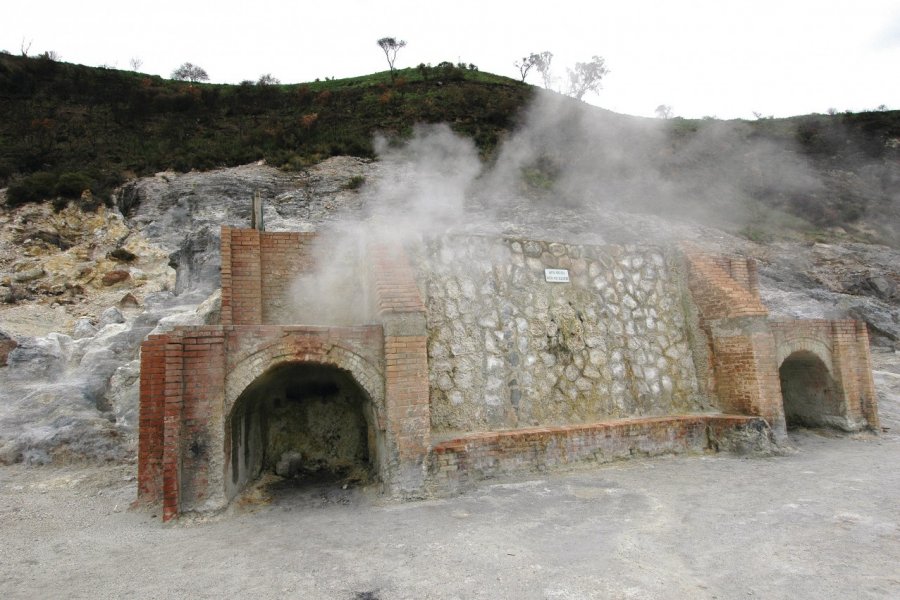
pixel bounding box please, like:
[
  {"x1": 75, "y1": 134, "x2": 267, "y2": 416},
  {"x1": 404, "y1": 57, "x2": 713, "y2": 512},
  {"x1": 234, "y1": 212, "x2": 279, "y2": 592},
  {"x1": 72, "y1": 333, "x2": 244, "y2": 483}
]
[
  {"x1": 515, "y1": 51, "x2": 553, "y2": 84},
  {"x1": 129, "y1": 57, "x2": 143, "y2": 71},
  {"x1": 257, "y1": 73, "x2": 280, "y2": 86},
  {"x1": 566, "y1": 56, "x2": 608, "y2": 101},
  {"x1": 171, "y1": 62, "x2": 209, "y2": 83},
  {"x1": 377, "y1": 37, "x2": 406, "y2": 81},
  {"x1": 655, "y1": 104, "x2": 673, "y2": 119},
  {"x1": 20, "y1": 38, "x2": 32, "y2": 57},
  {"x1": 514, "y1": 54, "x2": 537, "y2": 82}
]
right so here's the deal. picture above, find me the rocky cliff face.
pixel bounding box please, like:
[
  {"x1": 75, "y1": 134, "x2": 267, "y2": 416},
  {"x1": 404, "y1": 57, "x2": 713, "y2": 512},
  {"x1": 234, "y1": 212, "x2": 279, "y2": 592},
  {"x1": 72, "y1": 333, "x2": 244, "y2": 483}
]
[
  {"x1": 0, "y1": 156, "x2": 897, "y2": 465},
  {"x1": 0, "y1": 157, "x2": 373, "y2": 464}
]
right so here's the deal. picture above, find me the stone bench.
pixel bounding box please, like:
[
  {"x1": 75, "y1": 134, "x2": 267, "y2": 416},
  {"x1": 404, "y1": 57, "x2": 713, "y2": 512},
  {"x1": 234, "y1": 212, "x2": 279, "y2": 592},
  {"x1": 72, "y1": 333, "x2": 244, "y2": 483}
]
[{"x1": 428, "y1": 414, "x2": 774, "y2": 494}]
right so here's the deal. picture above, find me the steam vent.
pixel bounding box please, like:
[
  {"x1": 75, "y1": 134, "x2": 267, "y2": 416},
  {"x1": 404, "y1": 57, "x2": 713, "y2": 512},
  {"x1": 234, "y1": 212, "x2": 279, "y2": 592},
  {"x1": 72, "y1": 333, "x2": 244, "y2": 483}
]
[{"x1": 137, "y1": 228, "x2": 879, "y2": 520}]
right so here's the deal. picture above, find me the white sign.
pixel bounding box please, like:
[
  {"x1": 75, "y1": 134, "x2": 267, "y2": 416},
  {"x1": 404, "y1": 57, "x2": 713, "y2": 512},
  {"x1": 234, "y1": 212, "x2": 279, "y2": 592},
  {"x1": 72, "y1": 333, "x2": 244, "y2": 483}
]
[{"x1": 544, "y1": 269, "x2": 570, "y2": 283}]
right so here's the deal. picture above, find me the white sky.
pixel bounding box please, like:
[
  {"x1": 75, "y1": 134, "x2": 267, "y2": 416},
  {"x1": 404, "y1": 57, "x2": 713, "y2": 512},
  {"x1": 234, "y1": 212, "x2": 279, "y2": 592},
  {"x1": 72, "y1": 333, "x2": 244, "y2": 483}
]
[{"x1": 4, "y1": 0, "x2": 899, "y2": 119}]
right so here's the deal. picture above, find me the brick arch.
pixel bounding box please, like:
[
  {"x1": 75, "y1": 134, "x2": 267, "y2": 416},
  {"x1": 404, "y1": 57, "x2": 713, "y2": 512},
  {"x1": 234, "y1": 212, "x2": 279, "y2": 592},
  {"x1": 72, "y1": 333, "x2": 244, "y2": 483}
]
[
  {"x1": 225, "y1": 339, "x2": 385, "y2": 427},
  {"x1": 775, "y1": 337, "x2": 834, "y2": 375}
]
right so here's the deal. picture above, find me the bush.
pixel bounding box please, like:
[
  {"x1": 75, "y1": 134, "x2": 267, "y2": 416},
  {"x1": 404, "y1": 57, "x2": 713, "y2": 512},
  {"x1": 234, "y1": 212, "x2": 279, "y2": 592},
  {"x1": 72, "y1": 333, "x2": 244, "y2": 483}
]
[
  {"x1": 344, "y1": 175, "x2": 366, "y2": 190},
  {"x1": 55, "y1": 171, "x2": 93, "y2": 198},
  {"x1": 0, "y1": 160, "x2": 12, "y2": 184},
  {"x1": 6, "y1": 171, "x2": 57, "y2": 206}
]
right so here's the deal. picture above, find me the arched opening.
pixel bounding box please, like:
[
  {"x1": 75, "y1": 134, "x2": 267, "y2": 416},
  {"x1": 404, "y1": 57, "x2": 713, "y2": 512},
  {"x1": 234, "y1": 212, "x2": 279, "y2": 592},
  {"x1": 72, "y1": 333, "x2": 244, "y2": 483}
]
[
  {"x1": 779, "y1": 350, "x2": 846, "y2": 430},
  {"x1": 225, "y1": 362, "x2": 380, "y2": 501}
]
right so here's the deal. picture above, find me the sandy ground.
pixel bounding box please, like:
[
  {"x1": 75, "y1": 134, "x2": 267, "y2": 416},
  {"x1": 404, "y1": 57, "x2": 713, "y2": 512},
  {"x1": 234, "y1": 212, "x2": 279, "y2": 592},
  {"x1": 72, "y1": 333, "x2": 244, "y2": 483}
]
[{"x1": 1, "y1": 352, "x2": 898, "y2": 600}]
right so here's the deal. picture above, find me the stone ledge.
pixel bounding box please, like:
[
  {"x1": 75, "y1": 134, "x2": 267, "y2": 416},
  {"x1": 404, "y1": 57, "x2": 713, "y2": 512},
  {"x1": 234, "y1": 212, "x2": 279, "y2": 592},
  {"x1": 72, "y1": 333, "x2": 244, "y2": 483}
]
[{"x1": 428, "y1": 414, "x2": 776, "y2": 494}]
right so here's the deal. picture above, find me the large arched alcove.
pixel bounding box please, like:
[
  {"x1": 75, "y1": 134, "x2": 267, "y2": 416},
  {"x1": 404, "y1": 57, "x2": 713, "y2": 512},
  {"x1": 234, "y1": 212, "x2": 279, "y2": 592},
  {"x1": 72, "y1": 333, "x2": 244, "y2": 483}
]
[
  {"x1": 225, "y1": 362, "x2": 381, "y2": 501},
  {"x1": 779, "y1": 350, "x2": 846, "y2": 429}
]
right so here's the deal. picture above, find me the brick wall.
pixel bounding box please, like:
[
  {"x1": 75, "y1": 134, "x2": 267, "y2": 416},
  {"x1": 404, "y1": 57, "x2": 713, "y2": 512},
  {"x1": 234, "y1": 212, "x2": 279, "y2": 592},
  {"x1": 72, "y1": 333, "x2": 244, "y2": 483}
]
[
  {"x1": 220, "y1": 227, "x2": 262, "y2": 326},
  {"x1": 682, "y1": 245, "x2": 768, "y2": 320},
  {"x1": 220, "y1": 226, "x2": 317, "y2": 326},
  {"x1": 137, "y1": 335, "x2": 167, "y2": 505},
  {"x1": 682, "y1": 246, "x2": 786, "y2": 437},
  {"x1": 369, "y1": 241, "x2": 430, "y2": 496},
  {"x1": 141, "y1": 328, "x2": 227, "y2": 520},
  {"x1": 139, "y1": 322, "x2": 387, "y2": 519},
  {"x1": 223, "y1": 325, "x2": 386, "y2": 418},
  {"x1": 709, "y1": 332, "x2": 783, "y2": 428},
  {"x1": 771, "y1": 319, "x2": 879, "y2": 430},
  {"x1": 177, "y1": 328, "x2": 226, "y2": 512},
  {"x1": 259, "y1": 231, "x2": 316, "y2": 324},
  {"x1": 429, "y1": 414, "x2": 773, "y2": 494},
  {"x1": 161, "y1": 336, "x2": 184, "y2": 521}
]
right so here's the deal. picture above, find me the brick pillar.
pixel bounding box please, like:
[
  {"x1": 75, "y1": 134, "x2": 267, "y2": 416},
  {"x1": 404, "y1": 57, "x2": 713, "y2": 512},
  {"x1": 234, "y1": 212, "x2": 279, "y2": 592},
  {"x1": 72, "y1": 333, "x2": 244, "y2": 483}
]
[
  {"x1": 137, "y1": 335, "x2": 168, "y2": 504},
  {"x1": 221, "y1": 227, "x2": 262, "y2": 326},
  {"x1": 832, "y1": 320, "x2": 880, "y2": 430},
  {"x1": 161, "y1": 337, "x2": 184, "y2": 521},
  {"x1": 682, "y1": 246, "x2": 787, "y2": 440},
  {"x1": 854, "y1": 321, "x2": 879, "y2": 429},
  {"x1": 384, "y1": 327, "x2": 429, "y2": 495},
  {"x1": 178, "y1": 328, "x2": 227, "y2": 512},
  {"x1": 369, "y1": 241, "x2": 430, "y2": 497},
  {"x1": 220, "y1": 227, "x2": 234, "y2": 326}
]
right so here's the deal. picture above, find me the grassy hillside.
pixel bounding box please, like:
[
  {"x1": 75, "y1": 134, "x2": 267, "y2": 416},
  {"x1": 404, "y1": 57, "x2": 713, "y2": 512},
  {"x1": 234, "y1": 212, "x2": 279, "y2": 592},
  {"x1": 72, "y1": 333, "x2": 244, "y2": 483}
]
[
  {"x1": 0, "y1": 54, "x2": 530, "y2": 205},
  {"x1": 1, "y1": 53, "x2": 898, "y2": 245}
]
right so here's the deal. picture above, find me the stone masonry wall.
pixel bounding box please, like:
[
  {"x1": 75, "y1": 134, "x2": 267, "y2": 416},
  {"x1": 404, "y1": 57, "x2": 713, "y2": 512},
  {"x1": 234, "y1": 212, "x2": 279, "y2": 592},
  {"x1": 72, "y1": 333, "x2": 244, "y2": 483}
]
[{"x1": 413, "y1": 235, "x2": 710, "y2": 434}]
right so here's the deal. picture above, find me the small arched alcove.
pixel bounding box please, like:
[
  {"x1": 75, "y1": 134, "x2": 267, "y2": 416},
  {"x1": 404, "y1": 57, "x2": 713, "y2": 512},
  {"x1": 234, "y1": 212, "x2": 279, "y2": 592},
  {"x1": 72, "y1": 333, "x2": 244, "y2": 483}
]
[
  {"x1": 225, "y1": 362, "x2": 381, "y2": 501},
  {"x1": 779, "y1": 350, "x2": 846, "y2": 430}
]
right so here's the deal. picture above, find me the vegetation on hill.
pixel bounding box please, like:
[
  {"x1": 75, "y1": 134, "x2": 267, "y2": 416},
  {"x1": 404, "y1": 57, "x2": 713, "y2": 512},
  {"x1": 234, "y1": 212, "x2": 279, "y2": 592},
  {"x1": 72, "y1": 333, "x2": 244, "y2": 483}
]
[
  {"x1": 0, "y1": 54, "x2": 529, "y2": 207},
  {"x1": 1, "y1": 53, "x2": 898, "y2": 245}
]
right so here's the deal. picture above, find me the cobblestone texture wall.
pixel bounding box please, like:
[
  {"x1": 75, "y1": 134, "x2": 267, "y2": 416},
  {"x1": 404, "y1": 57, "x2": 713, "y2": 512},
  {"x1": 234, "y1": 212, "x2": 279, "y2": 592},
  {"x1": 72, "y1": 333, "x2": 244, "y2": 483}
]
[{"x1": 413, "y1": 236, "x2": 710, "y2": 433}]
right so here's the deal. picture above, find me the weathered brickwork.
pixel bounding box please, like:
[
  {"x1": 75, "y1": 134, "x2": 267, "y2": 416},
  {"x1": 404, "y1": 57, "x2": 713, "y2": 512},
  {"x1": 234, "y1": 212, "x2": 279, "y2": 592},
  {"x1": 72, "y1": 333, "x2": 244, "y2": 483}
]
[
  {"x1": 369, "y1": 240, "x2": 431, "y2": 495},
  {"x1": 138, "y1": 229, "x2": 879, "y2": 520},
  {"x1": 682, "y1": 245, "x2": 785, "y2": 436},
  {"x1": 220, "y1": 228, "x2": 262, "y2": 326},
  {"x1": 771, "y1": 319, "x2": 878, "y2": 431},
  {"x1": 259, "y1": 231, "x2": 317, "y2": 323},
  {"x1": 139, "y1": 325, "x2": 385, "y2": 519},
  {"x1": 429, "y1": 414, "x2": 772, "y2": 494},
  {"x1": 683, "y1": 245, "x2": 879, "y2": 438},
  {"x1": 220, "y1": 227, "x2": 318, "y2": 326},
  {"x1": 137, "y1": 336, "x2": 167, "y2": 505}
]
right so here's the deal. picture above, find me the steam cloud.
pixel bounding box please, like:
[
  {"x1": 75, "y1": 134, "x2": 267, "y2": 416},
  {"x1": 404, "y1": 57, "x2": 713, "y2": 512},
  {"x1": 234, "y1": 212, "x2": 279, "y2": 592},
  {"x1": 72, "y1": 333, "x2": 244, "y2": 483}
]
[{"x1": 289, "y1": 90, "x2": 847, "y2": 325}]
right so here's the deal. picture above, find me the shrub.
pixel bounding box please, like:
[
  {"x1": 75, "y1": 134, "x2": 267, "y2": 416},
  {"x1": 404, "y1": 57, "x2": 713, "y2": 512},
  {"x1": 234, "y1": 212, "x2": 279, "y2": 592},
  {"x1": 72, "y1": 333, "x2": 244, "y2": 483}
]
[
  {"x1": 344, "y1": 175, "x2": 366, "y2": 190},
  {"x1": 6, "y1": 171, "x2": 57, "y2": 206},
  {"x1": 0, "y1": 160, "x2": 12, "y2": 185},
  {"x1": 316, "y1": 90, "x2": 332, "y2": 105},
  {"x1": 55, "y1": 171, "x2": 93, "y2": 198}
]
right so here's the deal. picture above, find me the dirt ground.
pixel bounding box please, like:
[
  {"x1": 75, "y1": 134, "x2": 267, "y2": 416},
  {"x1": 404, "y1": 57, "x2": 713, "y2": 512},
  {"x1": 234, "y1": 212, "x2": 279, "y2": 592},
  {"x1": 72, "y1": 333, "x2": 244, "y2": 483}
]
[{"x1": 1, "y1": 351, "x2": 898, "y2": 600}]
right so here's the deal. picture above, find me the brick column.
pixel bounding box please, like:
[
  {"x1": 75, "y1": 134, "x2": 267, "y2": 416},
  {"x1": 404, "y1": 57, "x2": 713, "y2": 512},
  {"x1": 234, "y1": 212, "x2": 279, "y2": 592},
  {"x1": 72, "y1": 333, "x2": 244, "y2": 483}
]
[
  {"x1": 369, "y1": 241, "x2": 430, "y2": 497},
  {"x1": 220, "y1": 227, "x2": 234, "y2": 326},
  {"x1": 221, "y1": 227, "x2": 262, "y2": 326},
  {"x1": 854, "y1": 321, "x2": 879, "y2": 429},
  {"x1": 161, "y1": 336, "x2": 184, "y2": 522},
  {"x1": 137, "y1": 335, "x2": 168, "y2": 505},
  {"x1": 832, "y1": 320, "x2": 880, "y2": 430},
  {"x1": 178, "y1": 327, "x2": 227, "y2": 512}
]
